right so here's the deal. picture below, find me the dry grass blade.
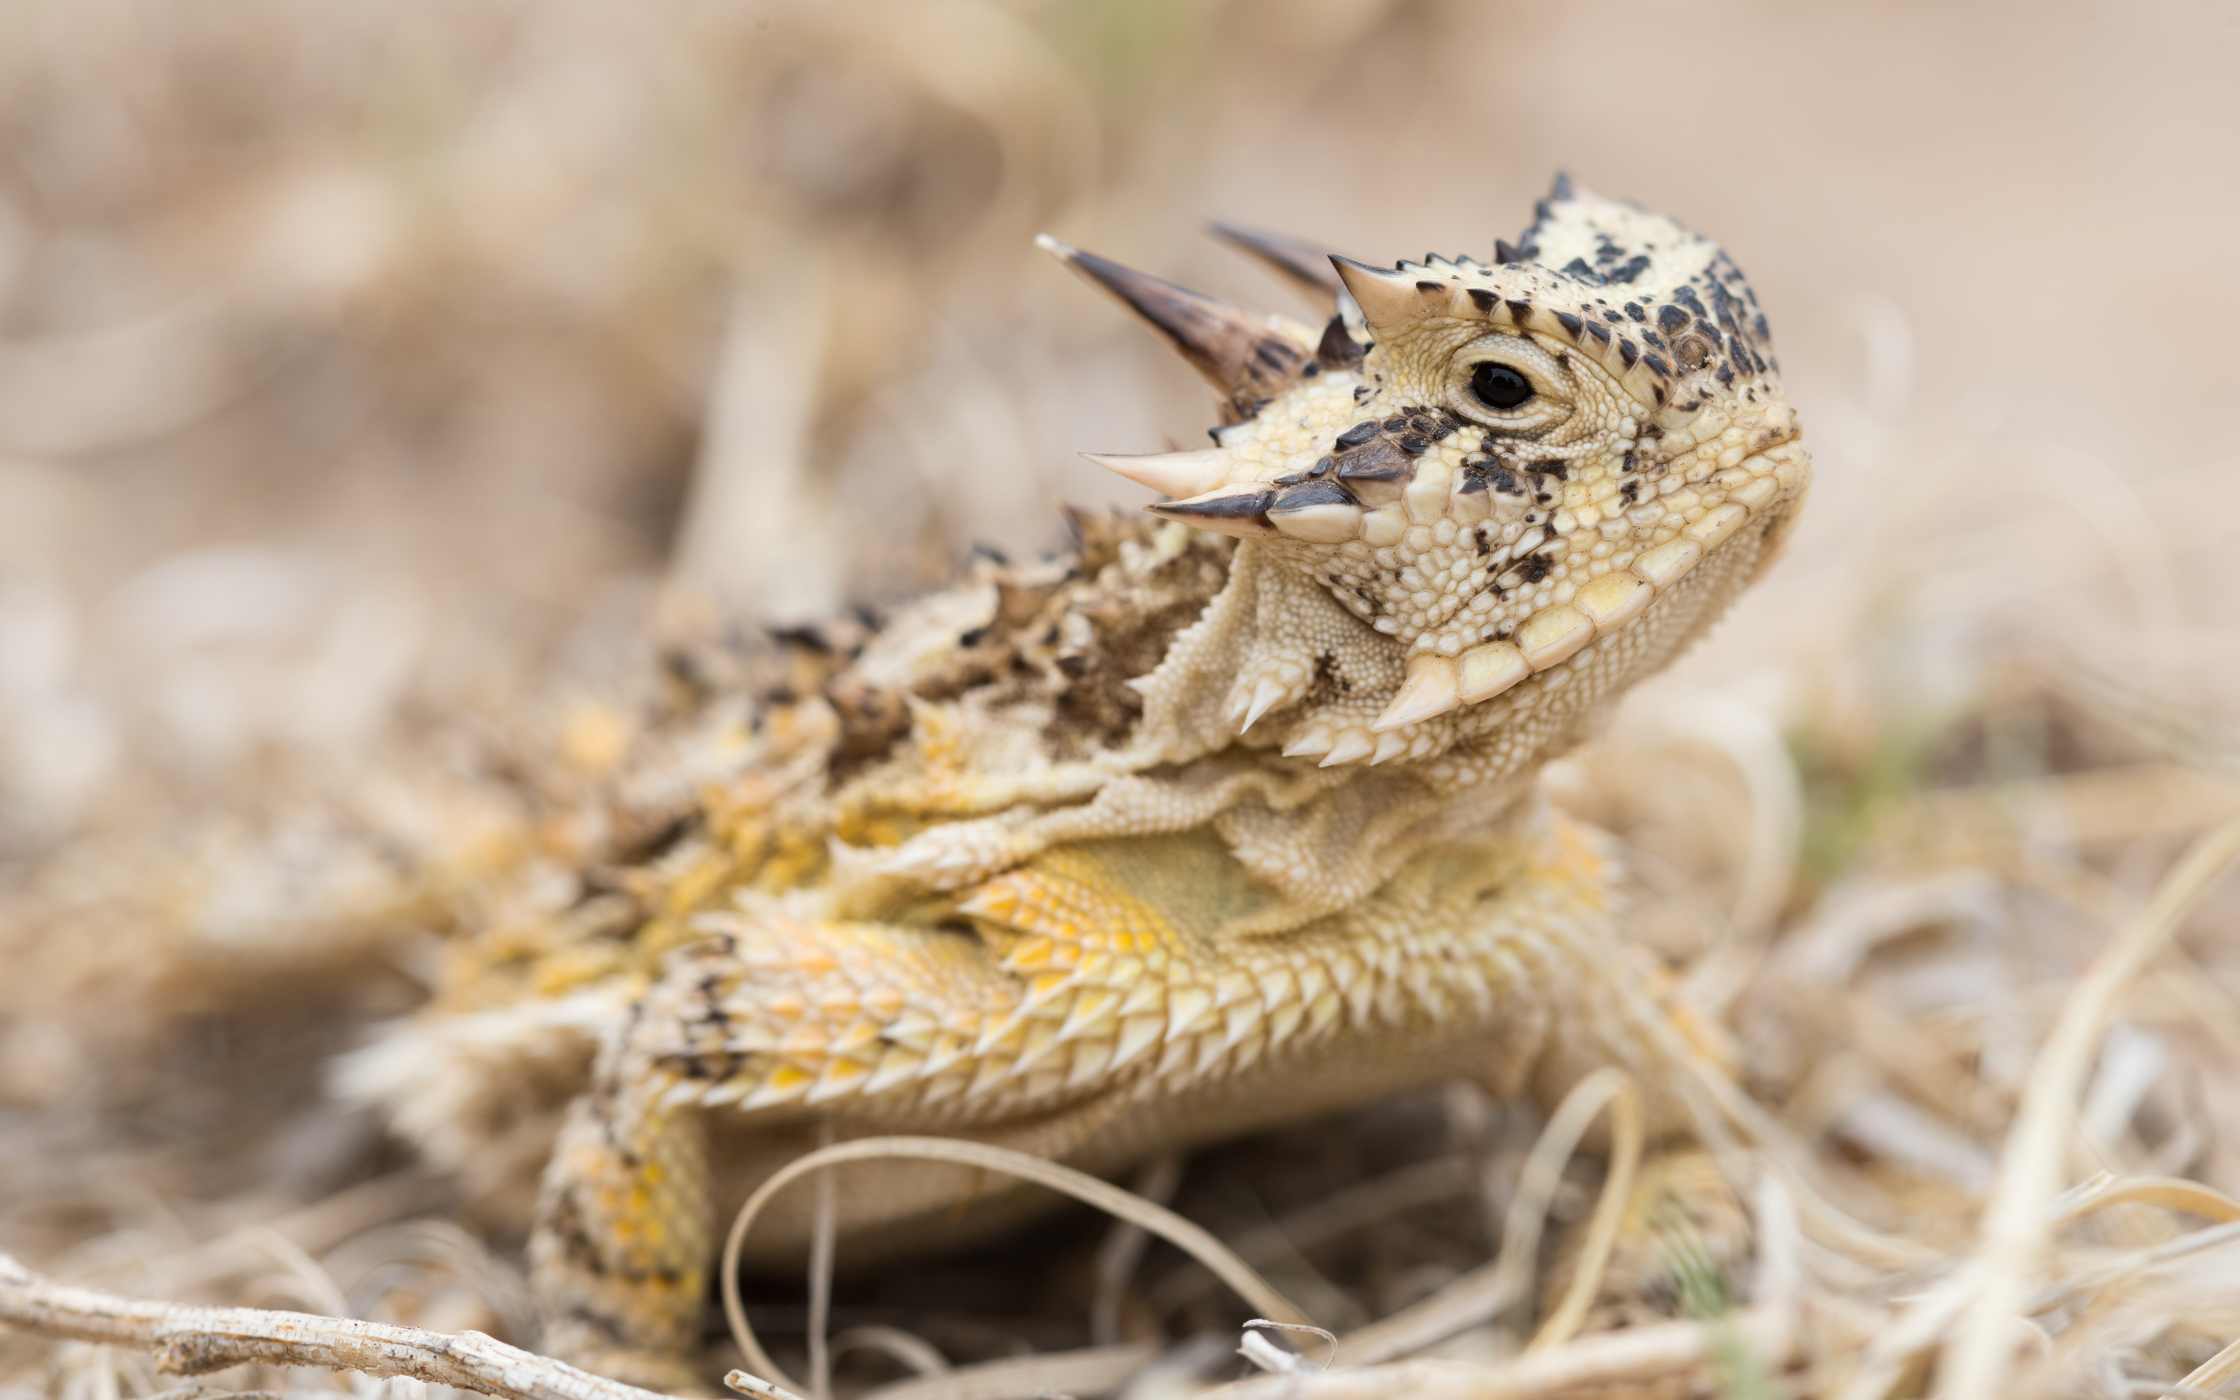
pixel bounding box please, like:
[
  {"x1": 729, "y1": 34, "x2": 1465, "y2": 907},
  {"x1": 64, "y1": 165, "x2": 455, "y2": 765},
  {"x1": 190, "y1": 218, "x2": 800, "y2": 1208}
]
[
  {"x1": 824, "y1": 1327, "x2": 948, "y2": 1380},
  {"x1": 2029, "y1": 1217, "x2": 2240, "y2": 1320},
  {"x1": 2163, "y1": 1337, "x2": 2240, "y2": 1399},
  {"x1": 1216, "y1": 1312, "x2": 1797, "y2": 1399},
  {"x1": 1225, "y1": 1141, "x2": 1803, "y2": 1398},
  {"x1": 2052, "y1": 1175, "x2": 2240, "y2": 1227},
  {"x1": 1092, "y1": 1154, "x2": 1183, "y2": 1346},
  {"x1": 1933, "y1": 818, "x2": 2240, "y2": 1398},
  {"x1": 1751, "y1": 1171, "x2": 1805, "y2": 1362},
  {"x1": 807, "y1": 1124, "x2": 837, "y2": 1400},
  {"x1": 848, "y1": 1344, "x2": 1156, "y2": 1400},
  {"x1": 1337, "y1": 1066, "x2": 1642, "y2": 1365},
  {"x1": 1239, "y1": 1318, "x2": 1338, "y2": 1372},
  {"x1": 716, "y1": 1136, "x2": 1309, "y2": 1398}
]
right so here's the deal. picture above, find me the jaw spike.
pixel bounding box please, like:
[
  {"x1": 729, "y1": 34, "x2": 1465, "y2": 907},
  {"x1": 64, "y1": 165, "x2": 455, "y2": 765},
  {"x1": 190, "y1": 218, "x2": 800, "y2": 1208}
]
[
  {"x1": 1146, "y1": 484, "x2": 1274, "y2": 538},
  {"x1": 1208, "y1": 222, "x2": 1342, "y2": 300},
  {"x1": 1372, "y1": 655, "x2": 1461, "y2": 732},
  {"x1": 1082, "y1": 448, "x2": 1230, "y2": 499},
  {"x1": 1036, "y1": 234, "x2": 1309, "y2": 402},
  {"x1": 1234, "y1": 676, "x2": 1289, "y2": 732},
  {"x1": 1320, "y1": 728, "x2": 1374, "y2": 767},
  {"x1": 1330, "y1": 254, "x2": 1433, "y2": 340}
]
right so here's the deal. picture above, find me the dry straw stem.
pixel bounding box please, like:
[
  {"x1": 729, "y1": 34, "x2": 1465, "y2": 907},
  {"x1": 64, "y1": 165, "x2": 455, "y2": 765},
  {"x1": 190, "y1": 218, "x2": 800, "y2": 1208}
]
[
  {"x1": 761, "y1": 1072, "x2": 1645, "y2": 1399},
  {"x1": 1217, "y1": 1310, "x2": 1793, "y2": 1400},
  {"x1": 716, "y1": 1136, "x2": 1310, "y2": 1399},
  {"x1": 1931, "y1": 818, "x2": 2240, "y2": 1399},
  {"x1": 837, "y1": 1344, "x2": 1157, "y2": 1400},
  {"x1": 1219, "y1": 1170, "x2": 1802, "y2": 1399},
  {"x1": 1337, "y1": 1066, "x2": 1644, "y2": 1365},
  {"x1": 2167, "y1": 1337, "x2": 2240, "y2": 1397},
  {"x1": 0, "y1": 1251, "x2": 729, "y2": 1400}
]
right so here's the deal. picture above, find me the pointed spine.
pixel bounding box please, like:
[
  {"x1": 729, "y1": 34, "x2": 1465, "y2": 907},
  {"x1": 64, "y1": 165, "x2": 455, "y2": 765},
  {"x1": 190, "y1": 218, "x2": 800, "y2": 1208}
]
[
  {"x1": 1208, "y1": 222, "x2": 1341, "y2": 300},
  {"x1": 1330, "y1": 254, "x2": 1436, "y2": 339},
  {"x1": 1146, "y1": 485, "x2": 1274, "y2": 538},
  {"x1": 1037, "y1": 234, "x2": 1310, "y2": 404},
  {"x1": 1082, "y1": 448, "x2": 1230, "y2": 499}
]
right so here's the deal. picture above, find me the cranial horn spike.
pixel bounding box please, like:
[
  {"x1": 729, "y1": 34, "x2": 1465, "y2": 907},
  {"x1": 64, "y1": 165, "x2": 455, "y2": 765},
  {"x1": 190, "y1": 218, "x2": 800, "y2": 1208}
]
[
  {"x1": 1330, "y1": 255, "x2": 1432, "y2": 340},
  {"x1": 1082, "y1": 448, "x2": 1230, "y2": 499},
  {"x1": 1036, "y1": 233, "x2": 1309, "y2": 402},
  {"x1": 1208, "y1": 222, "x2": 1341, "y2": 301},
  {"x1": 1146, "y1": 485, "x2": 1274, "y2": 538}
]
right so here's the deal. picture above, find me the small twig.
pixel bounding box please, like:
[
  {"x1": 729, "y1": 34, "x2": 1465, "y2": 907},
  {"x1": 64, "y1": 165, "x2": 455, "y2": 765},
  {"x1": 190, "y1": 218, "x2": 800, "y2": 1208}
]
[{"x1": 0, "y1": 1252, "x2": 748, "y2": 1400}]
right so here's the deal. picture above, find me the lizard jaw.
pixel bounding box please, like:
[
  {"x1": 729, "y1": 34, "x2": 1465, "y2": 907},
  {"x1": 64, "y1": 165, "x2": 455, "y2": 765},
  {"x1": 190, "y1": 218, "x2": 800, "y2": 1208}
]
[{"x1": 1345, "y1": 435, "x2": 1807, "y2": 744}]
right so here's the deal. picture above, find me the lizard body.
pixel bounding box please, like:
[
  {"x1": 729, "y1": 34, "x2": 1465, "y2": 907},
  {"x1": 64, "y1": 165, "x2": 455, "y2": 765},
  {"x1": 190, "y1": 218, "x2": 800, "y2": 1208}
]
[{"x1": 336, "y1": 176, "x2": 1810, "y2": 1386}]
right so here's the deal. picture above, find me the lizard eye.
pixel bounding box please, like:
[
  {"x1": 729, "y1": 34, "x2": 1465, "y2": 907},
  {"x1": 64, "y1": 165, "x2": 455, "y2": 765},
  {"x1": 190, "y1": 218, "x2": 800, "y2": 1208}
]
[
  {"x1": 1447, "y1": 332, "x2": 1572, "y2": 433},
  {"x1": 1470, "y1": 362, "x2": 1534, "y2": 410}
]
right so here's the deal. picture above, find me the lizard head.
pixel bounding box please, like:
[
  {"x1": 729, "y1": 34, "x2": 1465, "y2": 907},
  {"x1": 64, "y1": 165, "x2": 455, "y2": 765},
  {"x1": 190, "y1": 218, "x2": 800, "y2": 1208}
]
[{"x1": 1048, "y1": 176, "x2": 1809, "y2": 771}]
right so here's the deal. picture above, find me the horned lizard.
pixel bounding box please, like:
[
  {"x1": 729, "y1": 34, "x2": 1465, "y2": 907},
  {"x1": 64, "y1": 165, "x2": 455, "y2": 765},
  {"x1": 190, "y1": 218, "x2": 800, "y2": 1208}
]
[{"x1": 333, "y1": 175, "x2": 1810, "y2": 1387}]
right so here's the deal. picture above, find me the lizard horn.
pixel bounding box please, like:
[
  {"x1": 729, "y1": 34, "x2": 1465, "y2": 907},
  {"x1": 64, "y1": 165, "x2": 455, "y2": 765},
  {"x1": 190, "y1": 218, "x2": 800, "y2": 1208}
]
[
  {"x1": 1081, "y1": 448, "x2": 1230, "y2": 499},
  {"x1": 1146, "y1": 484, "x2": 1275, "y2": 538},
  {"x1": 1207, "y1": 222, "x2": 1342, "y2": 301},
  {"x1": 1330, "y1": 254, "x2": 1433, "y2": 341},
  {"x1": 1036, "y1": 234, "x2": 1310, "y2": 403}
]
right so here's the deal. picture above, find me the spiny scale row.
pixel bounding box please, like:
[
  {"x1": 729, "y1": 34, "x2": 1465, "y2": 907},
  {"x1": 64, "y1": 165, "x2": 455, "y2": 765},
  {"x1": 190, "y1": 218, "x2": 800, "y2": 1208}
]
[{"x1": 656, "y1": 920, "x2": 1534, "y2": 1116}]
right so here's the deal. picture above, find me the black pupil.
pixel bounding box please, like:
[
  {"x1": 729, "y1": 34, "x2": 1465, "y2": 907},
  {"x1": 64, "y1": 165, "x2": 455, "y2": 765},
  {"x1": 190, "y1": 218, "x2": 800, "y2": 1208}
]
[{"x1": 1471, "y1": 362, "x2": 1533, "y2": 410}]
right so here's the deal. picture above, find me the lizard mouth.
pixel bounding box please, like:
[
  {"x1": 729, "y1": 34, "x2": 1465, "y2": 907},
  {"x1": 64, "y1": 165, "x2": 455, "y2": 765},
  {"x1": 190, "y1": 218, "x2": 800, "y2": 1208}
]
[{"x1": 1300, "y1": 435, "x2": 1811, "y2": 764}]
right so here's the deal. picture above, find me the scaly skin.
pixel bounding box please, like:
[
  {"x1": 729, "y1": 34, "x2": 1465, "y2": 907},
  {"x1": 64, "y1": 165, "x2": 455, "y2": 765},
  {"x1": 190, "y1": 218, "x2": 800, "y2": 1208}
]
[{"x1": 335, "y1": 176, "x2": 1810, "y2": 1387}]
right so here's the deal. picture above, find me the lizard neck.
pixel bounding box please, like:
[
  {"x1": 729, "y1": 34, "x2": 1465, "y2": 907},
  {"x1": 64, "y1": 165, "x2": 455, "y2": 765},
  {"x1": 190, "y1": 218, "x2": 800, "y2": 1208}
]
[
  {"x1": 1122, "y1": 541, "x2": 1585, "y2": 797},
  {"x1": 1127, "y1": 494, "x2": 1782, "y2": 799}
]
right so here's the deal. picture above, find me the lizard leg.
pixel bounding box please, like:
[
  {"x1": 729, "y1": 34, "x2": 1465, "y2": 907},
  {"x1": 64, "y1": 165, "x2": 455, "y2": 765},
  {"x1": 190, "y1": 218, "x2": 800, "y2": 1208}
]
[
  {"x1": 528, "y1": 807, "x2": 1634, "y2": 1384},
  {"x1": 529, "y1": 1051, "x2": 714, "y2": 1390},
  {"x1": 527, "y1": 908, "x2": 1104, "y2": 1384}
]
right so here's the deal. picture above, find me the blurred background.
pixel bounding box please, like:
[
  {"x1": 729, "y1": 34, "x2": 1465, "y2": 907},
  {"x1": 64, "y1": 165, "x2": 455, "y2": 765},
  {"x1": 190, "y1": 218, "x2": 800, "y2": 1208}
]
[
  {"x1": 6, "y1": 2, "x2": 2240, "y2": 1392},
  {"x1": 3, "y1": 0, "x2": 2235, "y2": 847}
]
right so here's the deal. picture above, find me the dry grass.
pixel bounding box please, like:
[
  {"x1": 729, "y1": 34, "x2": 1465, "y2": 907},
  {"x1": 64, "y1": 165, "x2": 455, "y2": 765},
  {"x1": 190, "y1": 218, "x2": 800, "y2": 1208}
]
[{"x1": 6, "y1": 2, "x2": 2240, "y2": 1397}]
